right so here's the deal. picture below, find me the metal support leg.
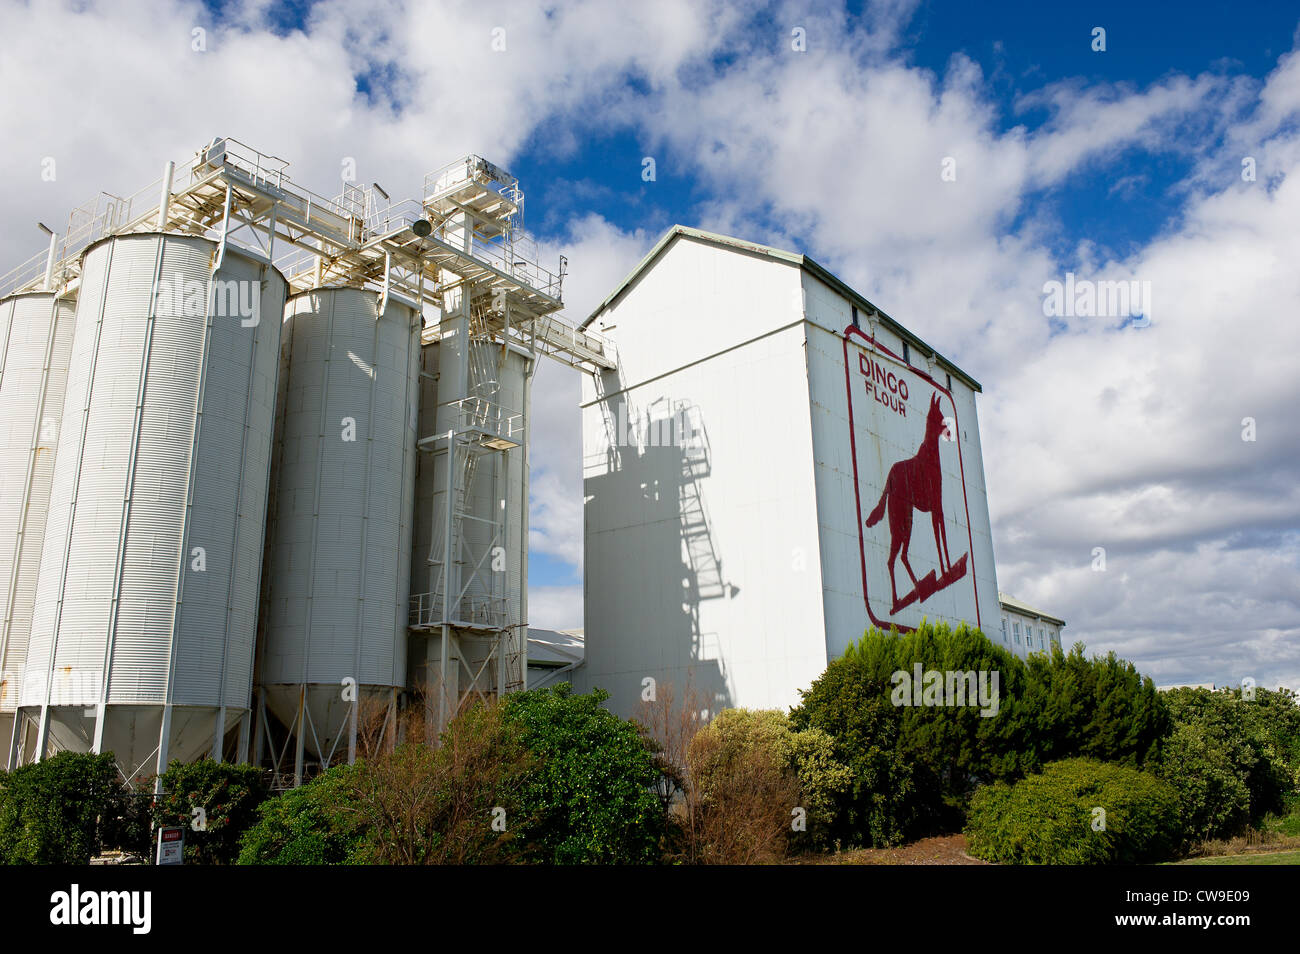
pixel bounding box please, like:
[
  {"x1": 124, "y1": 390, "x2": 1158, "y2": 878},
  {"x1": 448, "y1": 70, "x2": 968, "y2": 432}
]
[
  {"x1": 237, "y1": 707, "x2": 250, "y2": 765},
  {"x1": 154, "y1": 704, "x2": 173, "y2": 794},
  {"x1": 347, "y1": 696, "x2": 358, "y2": 765},
  {"x1": 293, "y1": 687, "x2": 306, "y2": 786},
  {"x1": 212, "y1": 705, "x2": 227, "y2": 762},
  {"x1": 4, "y1": 713, "x2": 19, "y2": 771},
  {"x1": 252, "y1": 690, "x2": 266, "y2": 766},
  {"x1": 34, "y1": 703, "x2": 49, "y2": 762}
]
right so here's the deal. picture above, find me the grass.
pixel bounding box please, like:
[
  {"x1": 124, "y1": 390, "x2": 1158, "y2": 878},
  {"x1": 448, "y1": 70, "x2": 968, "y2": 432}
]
[
  {"x1": 1169, "y1": 804, "x2": 1300, "y2": 863},
  {"x1": 1172, "y1": 849, "x2": 1300, "y2": 865}
]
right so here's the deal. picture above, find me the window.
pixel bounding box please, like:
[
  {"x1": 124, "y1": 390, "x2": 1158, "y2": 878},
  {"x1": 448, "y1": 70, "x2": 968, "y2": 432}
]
[
  {"x1": 903, "y1": 341, "x2": 911, "y2": 364},
  {"x1": 1039, "y1": 627, "x2": 1046, "y2": 648},
  {"x1": 1013, "y1": 621, "x2": 1020, "y2": 643},
  {"x1": 1001, "y1": 617, "x2": 1008, "y2": 642}
]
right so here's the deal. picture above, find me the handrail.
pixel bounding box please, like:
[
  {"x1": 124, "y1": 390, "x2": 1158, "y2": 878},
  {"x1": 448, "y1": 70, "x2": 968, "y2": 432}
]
[{"x1": 0, "y1": 138, "x2": 615, "y2": 369}]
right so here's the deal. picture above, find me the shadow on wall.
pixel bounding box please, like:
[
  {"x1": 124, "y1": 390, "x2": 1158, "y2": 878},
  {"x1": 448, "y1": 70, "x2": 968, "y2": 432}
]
[{"x1": 581, "y1": 371, "x2": 735, "y2": 719}]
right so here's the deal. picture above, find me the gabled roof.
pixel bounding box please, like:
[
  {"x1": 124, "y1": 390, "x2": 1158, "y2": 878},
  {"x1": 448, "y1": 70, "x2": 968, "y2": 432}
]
[
  {"x1": 997, "y1": 592, "x2": 1066, "y2": 626},
  {"x1": 579, "y1": 224, "x2": 981, "y2": 393}
]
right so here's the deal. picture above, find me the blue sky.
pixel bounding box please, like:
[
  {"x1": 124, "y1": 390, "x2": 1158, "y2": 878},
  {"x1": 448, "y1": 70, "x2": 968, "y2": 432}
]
[
  {"x1": 508, "y1": 2, "x2": 1300, "y2": 264},
  {"x1": 1, "y1": 0, "x2": 1297, "y2": 689},
  {"x1": 222, "y1": 0, "x2": 1300, "y2": 262}
]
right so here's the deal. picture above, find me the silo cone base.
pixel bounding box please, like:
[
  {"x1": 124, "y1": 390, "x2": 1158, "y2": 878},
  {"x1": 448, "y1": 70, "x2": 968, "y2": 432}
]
[
  {"x1": 260, "y1": 683, "x2": 395, "y2": 763},
  {"x1": 25, "y1": 705, "x2": 247, "y2": 784}
]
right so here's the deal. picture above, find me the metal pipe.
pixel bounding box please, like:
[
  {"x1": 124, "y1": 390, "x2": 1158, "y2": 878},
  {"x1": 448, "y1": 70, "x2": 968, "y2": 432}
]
[
  {"x1": 519, "y1": 351, "x2": 536, "y2": 687},
  {"x1": 439, "y1": 430, "x2": 455, "y2": 732},
  {"x1": 157, "y1": 161, "x2": 175, "y2": 230},
  {"x1": 41, "y1": 228, "x2": 57, "y2": 290}
]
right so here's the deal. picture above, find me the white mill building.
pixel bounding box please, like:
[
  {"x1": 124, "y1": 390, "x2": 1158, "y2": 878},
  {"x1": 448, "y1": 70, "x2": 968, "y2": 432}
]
[{"x1": 574, "y1": 227, "x2": 1000, "y2": 717}]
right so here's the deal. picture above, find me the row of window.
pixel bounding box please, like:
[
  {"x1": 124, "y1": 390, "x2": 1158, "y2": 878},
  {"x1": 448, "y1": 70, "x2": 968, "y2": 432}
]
[{"x1": 1000, "y1": 616, "x2": 1056, "y2": 651}]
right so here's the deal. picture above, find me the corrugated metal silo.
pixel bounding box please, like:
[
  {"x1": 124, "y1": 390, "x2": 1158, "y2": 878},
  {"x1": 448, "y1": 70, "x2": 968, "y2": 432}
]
[
  {"x1": 0, "y1": 294, "x2": 76, "y2": 769},
  {"x1": 409, "y1": 336, "x2": 532, "y2": 699},
  {"x1": 17, "y1": 233, "x2": 286, "y2": 779},
  {"x1": 258, "y1": 286, "x2": 419, "y2": 775}
]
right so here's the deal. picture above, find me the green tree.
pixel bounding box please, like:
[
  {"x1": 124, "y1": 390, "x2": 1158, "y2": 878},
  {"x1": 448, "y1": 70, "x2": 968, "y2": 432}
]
[
  {"x1": 0, "y1": 752, "x2": 123, "y2": 864},
  {"x1": 1157, "y1": 687, "x2": 1288, "y2": 841},
  {"x1": 1235, "y1": 687, "x2": 1300, "y2": 796},
  {"x1": 792, "y1": 621, "x2": 1032, "y2": 844},
  {"x1": 790, "y1": 649, "x2": 922, "y2": 846},
  {"x1": 153, "y1": 759, "x2": 270, "y2": 865},
  {"x1": 1023, "y1": 642, "x2": 1168, "y2": 768},
  {"x1": 503, "y1": 685, "x2": 666, "y2": 864},
  {"x1": 237, "y1": 765, "x2": 365, "y2": 865}
]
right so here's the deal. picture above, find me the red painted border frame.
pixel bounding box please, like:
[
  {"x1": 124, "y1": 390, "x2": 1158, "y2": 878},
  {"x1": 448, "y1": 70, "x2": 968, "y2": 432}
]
[{"x1": 841, "y1": 324, "x2": 982, "y2": 633}]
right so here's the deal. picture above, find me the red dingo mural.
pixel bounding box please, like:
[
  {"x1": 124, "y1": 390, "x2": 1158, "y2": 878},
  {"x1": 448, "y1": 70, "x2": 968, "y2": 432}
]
[
  {"x1": 842, "y1": 325, "x2": 980, "y2": 631},
  {"x1": 864, "y1": 391, "x2": 968, "y2": 614}
]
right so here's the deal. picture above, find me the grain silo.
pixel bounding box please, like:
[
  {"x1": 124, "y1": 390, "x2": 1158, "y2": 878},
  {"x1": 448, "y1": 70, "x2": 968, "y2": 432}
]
[
  {"x1": 0, "y1": 293, "x2": 75, "y2": 769},
  {"x1": 15, "y1": 232, "x2": 285, "y2": 782},
  {"x1": 0, "y1": 139, "x2": 613, "y2": 779},
  {"x1": 409, "y1": 328, "x2": 533, "y2": 721},
  {"x1": 256, "y1": 286, "x2": 419, "y2": 782}
]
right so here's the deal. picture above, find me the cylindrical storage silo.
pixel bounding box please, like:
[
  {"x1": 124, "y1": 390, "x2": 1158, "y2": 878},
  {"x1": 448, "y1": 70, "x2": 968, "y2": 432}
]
[
  {"x1": 258, "y1": 287, "x2": 419, "y2": 770},
  {"x1": 18, "y1": 233, "x2": 286, "y2": 779},
  {"x1": 483, "y1": 345, "x2": 531, "y2": 686},
  {"x1": 0, "y1": 294, "x2": 76, "y2": 769},
  {"x1": 409, "y1": 337, "x2": 532, "y2": 698}
]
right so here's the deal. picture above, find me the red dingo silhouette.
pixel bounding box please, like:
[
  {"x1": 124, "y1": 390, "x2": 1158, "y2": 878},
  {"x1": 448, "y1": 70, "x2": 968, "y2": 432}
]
[{"x1": 865, "y1": 391, "x2": 966, "y2": 613}]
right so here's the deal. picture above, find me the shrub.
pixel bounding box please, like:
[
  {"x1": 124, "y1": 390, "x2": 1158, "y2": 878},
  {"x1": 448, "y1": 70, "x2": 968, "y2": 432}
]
[
  {"x1": 0, "y1": 752, "x2": 124, "y2": 864},
  {"x1": 345, "y1": 701, "x2": 536, "y2": 864},
  {"x1": 791, "y1": 621, "x2": 1170, "y2": 847},
  {"x1": 1157, "y1": 687, "x2": 1288, "y2": 841},
  {"x1": 965, "y1": 758, "x2": 1181, "y2": 864},
  {"x1": 682, "y1": 709, "x2": 850, "y2": 861},
  {"x1": 152, "y1": 759, "x2": 270, "y2": 865},
  {"x1": 237, "y1": 765, "x2": 365, "y2": 865},
  {"x1": 782, "y1": 719, "x2": 855, "y2": 849},
  {"x1": 248, "y1": 689, "x2": 670, "y2": 866},
  {"x1": 682, "y1": 709, "x2": 800, "y2": 863},
  {"x1": 503, "y1": 685, "x2": 666, "y2": 864}
]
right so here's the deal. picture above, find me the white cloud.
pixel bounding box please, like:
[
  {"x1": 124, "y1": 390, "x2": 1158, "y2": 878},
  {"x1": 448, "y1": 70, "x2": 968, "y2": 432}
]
[{"x1": 527, "y1": 584, "x2": 583, "y2": 631}]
